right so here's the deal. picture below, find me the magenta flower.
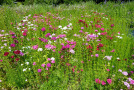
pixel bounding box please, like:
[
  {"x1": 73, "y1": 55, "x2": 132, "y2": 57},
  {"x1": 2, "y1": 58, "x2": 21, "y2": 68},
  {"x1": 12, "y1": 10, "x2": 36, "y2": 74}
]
[
  {"x1": 45, "y1": 33, "x2": 51, "y2": 37},
  {"x1": 51, "y1": 60, "x2": 55, "y2": 63},
  {"x1": 10, "y1": 43, "x2": 15, "y2": 47},
  {"x1": 81, "y1": 27, "x2": 84, "y2": 29},
  {"x1": 95, "y1": 79, "x2": 101, "y2": 84},
  {"x1": 0, "y1": 60, "x2": 3, "y2": 62},
  {"x1": 20, "y1": 52, "x2": 24, "y2": 56},
  {"x1": 130, "y1": 80, "x2": 134, "y2": 85},
  {"x1": 101, "y1": 81, "x2": 106, "y2": 85},
  {"x1": 107, "y1": 79, "x2": 112, "y2": 84},
  {"x1": 38, "y1": 69, "x2": 42, "y2": 72},
  {"x1": 95, "y1": 54, "x2": 99, "y2": 57},
  {"x1": 33, "y1": 45, "x2": 38, "y2": 50},
  {"x1": 100, "y1": 28, "x2": 104, "y2": 31},
  {"x1": 41, "y1": 27, "x2": 46, "y2": 31},
  {"x1": 41, "y1": 64, "x2": 45, "y2": 67},
  {"x1": 33, "y1": 62, "x2": 36, "y2": 65},
  {"x1": 107, "y1": 69, "x2": 110, "y2": 71},
  {"x1": 47, "y1": 63, "x2": 51, "y2": 67},
  {"x1": 47, "y1": 58, "x2": 51, "y2": 61}
]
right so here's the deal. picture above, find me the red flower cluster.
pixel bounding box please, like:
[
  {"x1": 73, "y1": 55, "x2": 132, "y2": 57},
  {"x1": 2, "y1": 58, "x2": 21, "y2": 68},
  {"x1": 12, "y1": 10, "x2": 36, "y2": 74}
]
[
  {"x1": 4, "y1": 52, "x2": 9, "y2": 56},
  {"x1": 78, "y1": 19, "x2": 88, "y2": 27},
  {"x1": 97, "y1": 43, "x2": 104, "y2": 50},
  {"x1": 14, "y1": 50, "x2": 20, "y2": 54}
]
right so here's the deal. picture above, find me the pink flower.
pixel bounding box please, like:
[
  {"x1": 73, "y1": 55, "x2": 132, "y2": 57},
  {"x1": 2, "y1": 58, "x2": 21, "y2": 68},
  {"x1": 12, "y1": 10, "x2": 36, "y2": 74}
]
[
  {"x1": 107, "y1": 79, "x2": 112, "y2": 84},
  {"x1": 47, "y1": 63, "x2": 51, "y2": 67},
  {"x1": 101, "y1": 81, "x2": 106, "y2": 85},
  {"x1": 122, "y1": 71, "x2": 128, "y2": 76},
  {"x1": 33, "y1": 62, "x2": 36, "y2": 65},
  {"x1": 38, "y1": 69, "x2": 42, "y2": 72},
  {"x1": 41, "y1": 27, "x2": 46, "y2": 31},
  {"x1": 95, "y1": 79, "x2": 101, "y2": 84},
  {"x1": 110, "y1": 49, "x2": 115, "y2": 52},
  {"x1": 95, "y1": 30, "x2": 98, "y2": 32},
  {"x1": 51, "y1": 60, "x2": 55, "y2": 63},
  {"x1": 104, "y1": 56, "x2": 112, "y2": 61},
  {"x1": 46, "y1": 68, "x2": 49, "y2": 70},
  {"x1": 81, "y1": 27, "x2": 84, "y2": 29},
  {"x1": 41, "y1": 64, "x2": 45, "y2": 67},
  {"x1": 100, "y1": 28, "x2": 104, "y2": 31},
  {"x1": 118, "y1": 69, "x2": 122, "y2": 72},
  {"x1": 10, "y1": 44, "x2": 16, "y2": 47},
  {"x1": 95, "y1": 54, "x2": 99, "y2": 57},
  {"x1": 33, "y1": 45, "x2": 38, "y2": 50},
  {"x1": 107, "y1": 69, "x2": 110, "y2": 71},
  {"x1": 47, "y1": 58, "x2": 51, "y2": 61},
  {"x1": 124, "y1": 82, "x2": 130, "y2": 88},
  {"x1": 130, "y1": 80, "x2": 134, "y2": 85},
  {"x1": 0, "y1": 60, "x2": 3, "y2": 62}
]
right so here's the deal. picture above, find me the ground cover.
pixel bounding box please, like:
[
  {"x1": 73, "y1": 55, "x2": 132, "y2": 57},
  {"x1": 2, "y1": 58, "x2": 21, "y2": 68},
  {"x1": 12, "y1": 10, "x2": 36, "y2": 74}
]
[{"x1": 0, "y1": 1, "x2": 134, "y2": 90}]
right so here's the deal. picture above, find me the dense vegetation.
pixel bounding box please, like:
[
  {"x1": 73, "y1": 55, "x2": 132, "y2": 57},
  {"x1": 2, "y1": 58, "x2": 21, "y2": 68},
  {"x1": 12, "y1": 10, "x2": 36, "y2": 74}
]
[{"x1": 0, "y1": 1, "x2": 134, "y2": 90}]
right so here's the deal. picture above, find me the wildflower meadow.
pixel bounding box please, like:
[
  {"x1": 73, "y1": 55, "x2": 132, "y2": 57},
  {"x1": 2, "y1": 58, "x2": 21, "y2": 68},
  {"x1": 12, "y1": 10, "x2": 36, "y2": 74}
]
[{"x1": 0, "y1": 1, "x2": 134, "y2": 90}]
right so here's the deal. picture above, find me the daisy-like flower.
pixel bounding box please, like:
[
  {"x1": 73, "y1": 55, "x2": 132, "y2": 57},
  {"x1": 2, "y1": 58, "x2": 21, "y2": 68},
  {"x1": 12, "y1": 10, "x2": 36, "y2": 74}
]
[
  {"x1": 51, "y1": 57, "x2": 55, "y2": 61},
  {"x1": 38, "y1": 48, "x2": 43, "y2": 51},
  {"x1": 25, "y1": 62, "x2": 29, "y2": 65},
  {"x1": 23, "y1": 68, "x2": 27, "y2": 72}
]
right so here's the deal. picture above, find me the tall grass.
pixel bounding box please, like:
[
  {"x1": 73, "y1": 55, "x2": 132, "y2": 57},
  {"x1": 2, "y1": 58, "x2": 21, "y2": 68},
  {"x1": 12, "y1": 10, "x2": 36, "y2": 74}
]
[{"x1": 0, "y1": 1, "x2": 134, "y2": 89}]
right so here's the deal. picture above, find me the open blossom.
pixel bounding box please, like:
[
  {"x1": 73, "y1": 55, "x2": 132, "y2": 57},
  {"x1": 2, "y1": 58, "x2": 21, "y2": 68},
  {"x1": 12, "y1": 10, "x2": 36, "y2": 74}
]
[
  {"x1": 41, "y1": 27, "x2": 46, "y2": 31},
  {"x1": 122, "y1": 71, "x2": 128, "y2": 76},
  {"x1": 51, "y1": 60, "x2": 55, "y2": 63},
  {"x1": 124, "y1": 82, "x2": 130, "y2": 88},
  {"x1": 41, "y1": 64, "x2": 45, "y2": 67},
  {"x1": 101, "y1": 81, "x2": 106, "y2": 85},
  {"x1": 95, "y1": 54, "x2": 99, "y2": 57},
  {"x1": 70, "y1": 49, "x2": 75, "y2": 54},
  {"x1": 104, "y1": 56, "x2": 112, "y2": 61},
  {"x1": 95, "y1": 79, "x2": 101, "y2": 84},
  {"x1": 10, "y1": 43, "x2": 15, "y2": 47},
  {"x1": 33, "y1": 45, "x2": 38, "y2": 50},
  {"x1": 4, "y1": 52, "x2": 9, "y2": 56},
  {"x1": 47, "y1": 63, "x2": 51, "y2": 67},
  {"x1": 33, "y1": 62, "x2": 36, "y2": 65},
  {"x1": 38, "y1": 69, "x2": 42, "y2": 72},
  {"x1": 107, "y1": 79, "x2": 112, "y2": 84}
]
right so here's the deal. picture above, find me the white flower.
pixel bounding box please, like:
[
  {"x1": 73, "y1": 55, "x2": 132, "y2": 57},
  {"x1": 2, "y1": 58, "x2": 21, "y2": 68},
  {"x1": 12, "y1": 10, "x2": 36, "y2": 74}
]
[
  {"x1": 21, "y1": 64, "x2": 23, "y2": 66},
  {"x1": 70, "y1": 49, "x2": 75, "y2": 54},
  {"x1": 38, "y1": 48, "x2": 43, "y2": 51},
  {"x1": 52, "y1": 33, "x2": 55, "y2": 36},
  {"x1": 117, "y1": 57, "x2": 120, "y2": 59},
  {"x1": 48, "y1": 40, "x2": 52, "y2": 44},
  {"x1": 23, "y1": 68, "x2": 27, "y2": 72},
  {"x1": 23, "y1": 20, "x2": 28, "y2": 22},
  {"x1": 25, "y1": 79, "x2": 27, "y2": 81},
  {"x1": 49, "y1": 35, "x2": 52, "y2": 38},
  {"x1": 18, "y1": 23, "x2": 21, "y2": 26},
  {"x1": 69, "y1": 23, "x2": 72, "y2": 26},
  {"x1": 51, "y1": 57, "x2": 55, "y2": 61},
  {"x1": 62, "y1": 26, "x2": 67, "y2": 30},
  {"x1": 97, "y1": 33, "x2": 100, "y2": 35},
  {"x1": 25, "y1": 62, "x2": 29, "y2": 65},
  {"x1": 64, "y1": 38, "x2": 67, "y2": 41},
  {"x1": 58, "y1": 25, "x2": 62, "y2": 28}
]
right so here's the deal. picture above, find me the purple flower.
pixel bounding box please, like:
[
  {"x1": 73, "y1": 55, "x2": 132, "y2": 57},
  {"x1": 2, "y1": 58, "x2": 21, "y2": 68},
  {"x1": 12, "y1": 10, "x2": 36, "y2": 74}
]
[
  {"x1": 81, "y1": 27, "x2": 84, "y2": 29},
  {"x1": 95, "y1": 54, "x2": 99, "y2": 57},
  {"x1": 10, "y1": 43, "x2": 15, "y2": 47},
  {"x1": 41, "y1": 27, "x2": 46, "y2": 31},
  {"x1": 38, "y1": 69, "x2": 42, "y2": 72},
  {"x1": 124, "y1": 82, "x2": 130, "y2": 88},
  {"x1": 118, "y1": 69, "x2": 122, "y2": 72},
  {"x1": 45, "y1": 33, "x2": 51, "y2": 37},
  {"x1": 41, "y1": 64, "x2": 45, "y2": 67},
  {"x1": 33, "y1": 62, "x2": 36, "y2": 65},
  {"x1": 20, "y1": 52, "x2": 24, "y2": 56},
  {"x1": 47, "y1": 63, "x2": 51, "y2": 67},
  {"x1": 33, "y1": 45, "x2": 38, "y2": 50}
]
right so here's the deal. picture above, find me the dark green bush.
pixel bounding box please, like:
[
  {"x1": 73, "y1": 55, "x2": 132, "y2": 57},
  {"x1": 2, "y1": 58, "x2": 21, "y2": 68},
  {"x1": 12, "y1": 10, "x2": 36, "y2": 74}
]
[{"x1": 0, "y1": 0, "x2": 15, "y2": 5}]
